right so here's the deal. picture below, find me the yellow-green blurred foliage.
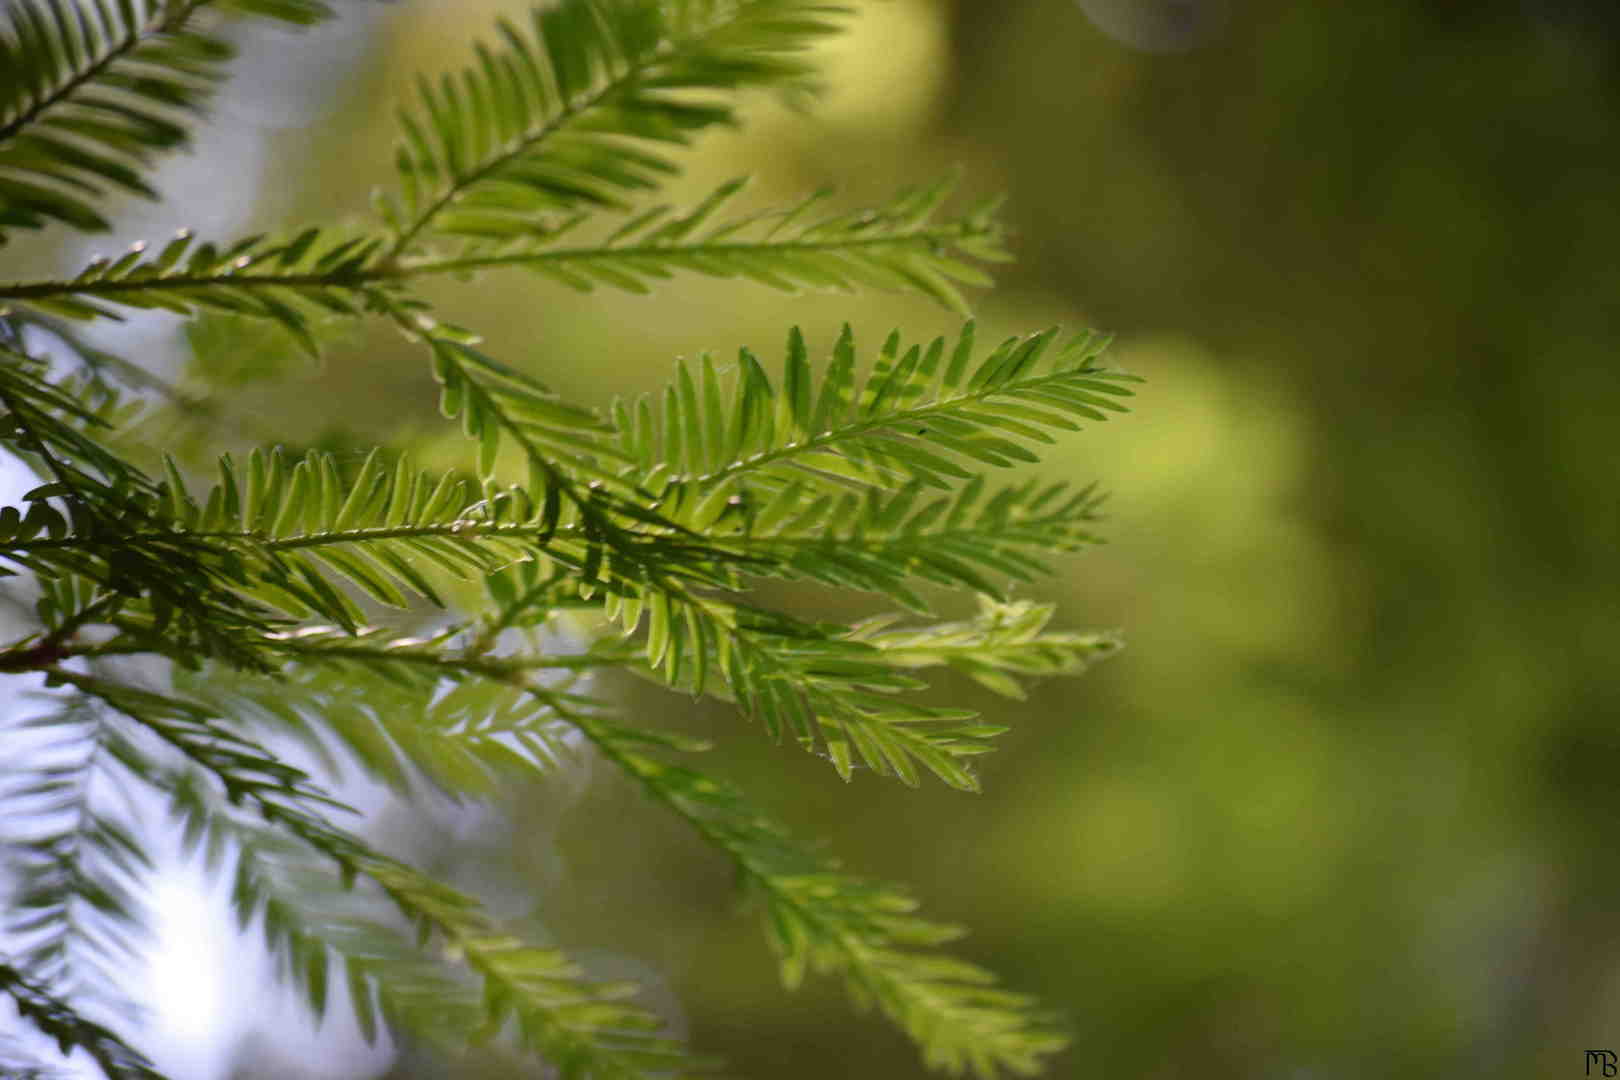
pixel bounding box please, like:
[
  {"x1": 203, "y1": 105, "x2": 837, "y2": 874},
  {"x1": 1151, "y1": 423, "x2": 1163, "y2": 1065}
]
[{"x1": 71, "y1": 0, "x2": 1620, "y2": 1076}]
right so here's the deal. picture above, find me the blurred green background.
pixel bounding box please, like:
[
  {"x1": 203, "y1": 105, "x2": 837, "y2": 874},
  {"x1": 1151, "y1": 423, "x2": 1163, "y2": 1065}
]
[{"x1": 22, "y1": 0, "x2": 1620, "y2": 1076}]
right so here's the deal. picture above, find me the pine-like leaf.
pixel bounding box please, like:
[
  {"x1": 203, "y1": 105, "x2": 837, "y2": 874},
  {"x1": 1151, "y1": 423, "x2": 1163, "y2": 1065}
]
[
  {"x1": 0, "y1": 0, "x2": 334, "y2": 244},
  {"x1": 849, "y1": 595, "x2": 1121, "y2": 701},
  {"x1": 0, "y1": 323, "x2": 160, "y2": 506},
  {"x1": 175, "y1": 623, "x2": 602, "y2": 799},
  {"x1": 105, "y1": 704, "x2": 707, "y2": 1078},
  {"x1": 0, "y1": 963, "x2": 165, "y2": 1080},
  {"x1": 161, "y1": 775, "x2": 482, "y2": 1048},
  {"x1": 1, "y1": 328, "x2": 289, "y2": 671},
  {"x1": 157, "y1": 446, "x2": 531, "y2": 629},
  {"x1": 736, "y1": 479, "x2": 1109, "y2": 611},
  {"x1": 399, "y1": 173, "x2": 1009, "y2": 314},
  {"x1": 364, "y1": 858, "x2": 717, "y2": 1079},
  {"x1": 617, "y1": 322, "x2": 1138, "y2": 526},
  {"x1": 381, "y1": 0, "x2": 852, "y2": 253},
  {"x1": 588, "y1": 718, "x2": 1068, "y2": 1078},
  {"x1": 7, "y1": 444, "x2": 553, "y2": 639},
  {"x1": 402, "y1": 313, "x2": 763, "y2": 599},
  {"x1": 0, "y1": 698, "x2": 154, "y2": 1034},
  {"x1": 48, "y1": 670, "x2": 357, "y2": 848},
  {"x1": 594, "y1": 589, "x2": 1003, "y2": 790},
  {"x1": 0, "y1": 226, "x2": 396, "y2": 357},
  {"x1": 0, "y1": 176, "x2": 1005, "y2": 329},
  {"x1": 0, "y1": 2, "x2": 1144, "y2": 1075}
]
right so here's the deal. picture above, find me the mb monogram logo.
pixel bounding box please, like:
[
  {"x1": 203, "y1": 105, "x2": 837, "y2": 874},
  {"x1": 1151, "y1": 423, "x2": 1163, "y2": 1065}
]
[{"x1": 1588, "y1": 1050, "x2": 1619, "y2": 1076}]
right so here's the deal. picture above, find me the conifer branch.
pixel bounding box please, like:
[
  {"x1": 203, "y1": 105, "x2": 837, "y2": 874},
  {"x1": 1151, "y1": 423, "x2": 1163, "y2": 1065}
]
[
  {"x1": 381, "y1": 0, "x2": 852, "y2": 254},
  {"x1": 177, "y1": 625, "x2": 606, "y2": 798},
  {"x1": 393, "y1": 173, "x2": 1008, "y2": 313},
  {"x1": 582, "y1": 719, "x2": 1069, "y2": 1077},
  {"x1": 0, "y1": 0, "x2": 206, "y2": 146},
  {"x1": 143, "y1": 627, "x2": 1075, "y2": 1072},
  {"x1": 0, "y1": 175, "x2": 1003, "y2": 341},
  {"x1": 0, "y1": 0, "x2": 1141, "y2": 1074},
  {"x1": 84, "y1": 699, "x2": 705, "y2": 1077},
  {"x1": 729, "y1": 479, "x2": 1107, "y2": 610},
  {"x1": 0, "y1": 962, "x2": 164, "y2": 1080},
  {"x1": 0, "y1": 0, "x2": 335, "y2": 242},
  {"x1": 1, "y1": 698, "x2": 152, "y2": 1037},
  {"x1": 159, "y1": 770, "x2": 482, "y2": 1048}
]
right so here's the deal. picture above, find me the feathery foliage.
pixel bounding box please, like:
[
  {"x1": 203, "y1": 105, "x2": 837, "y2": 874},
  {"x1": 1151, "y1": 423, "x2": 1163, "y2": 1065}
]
[
  {"x1": 399, "y1": 172, "x2": 1010, "y2": 313},
  {"x1": 0, "y1": 0, "x2": 334, "y2": 244},
  {"x1": 378, "y1": 0, "x2": 851, "y2": 252},
  {"x1": 2, "y1": 697, "x2": 152, "y2": 1046},
  {"x1": 0, "y1": 1, "x2": 1141, "y2": 1077},
  {"x1": 588, "y1": 716, "x2": 1070, "y2": 1076}
]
